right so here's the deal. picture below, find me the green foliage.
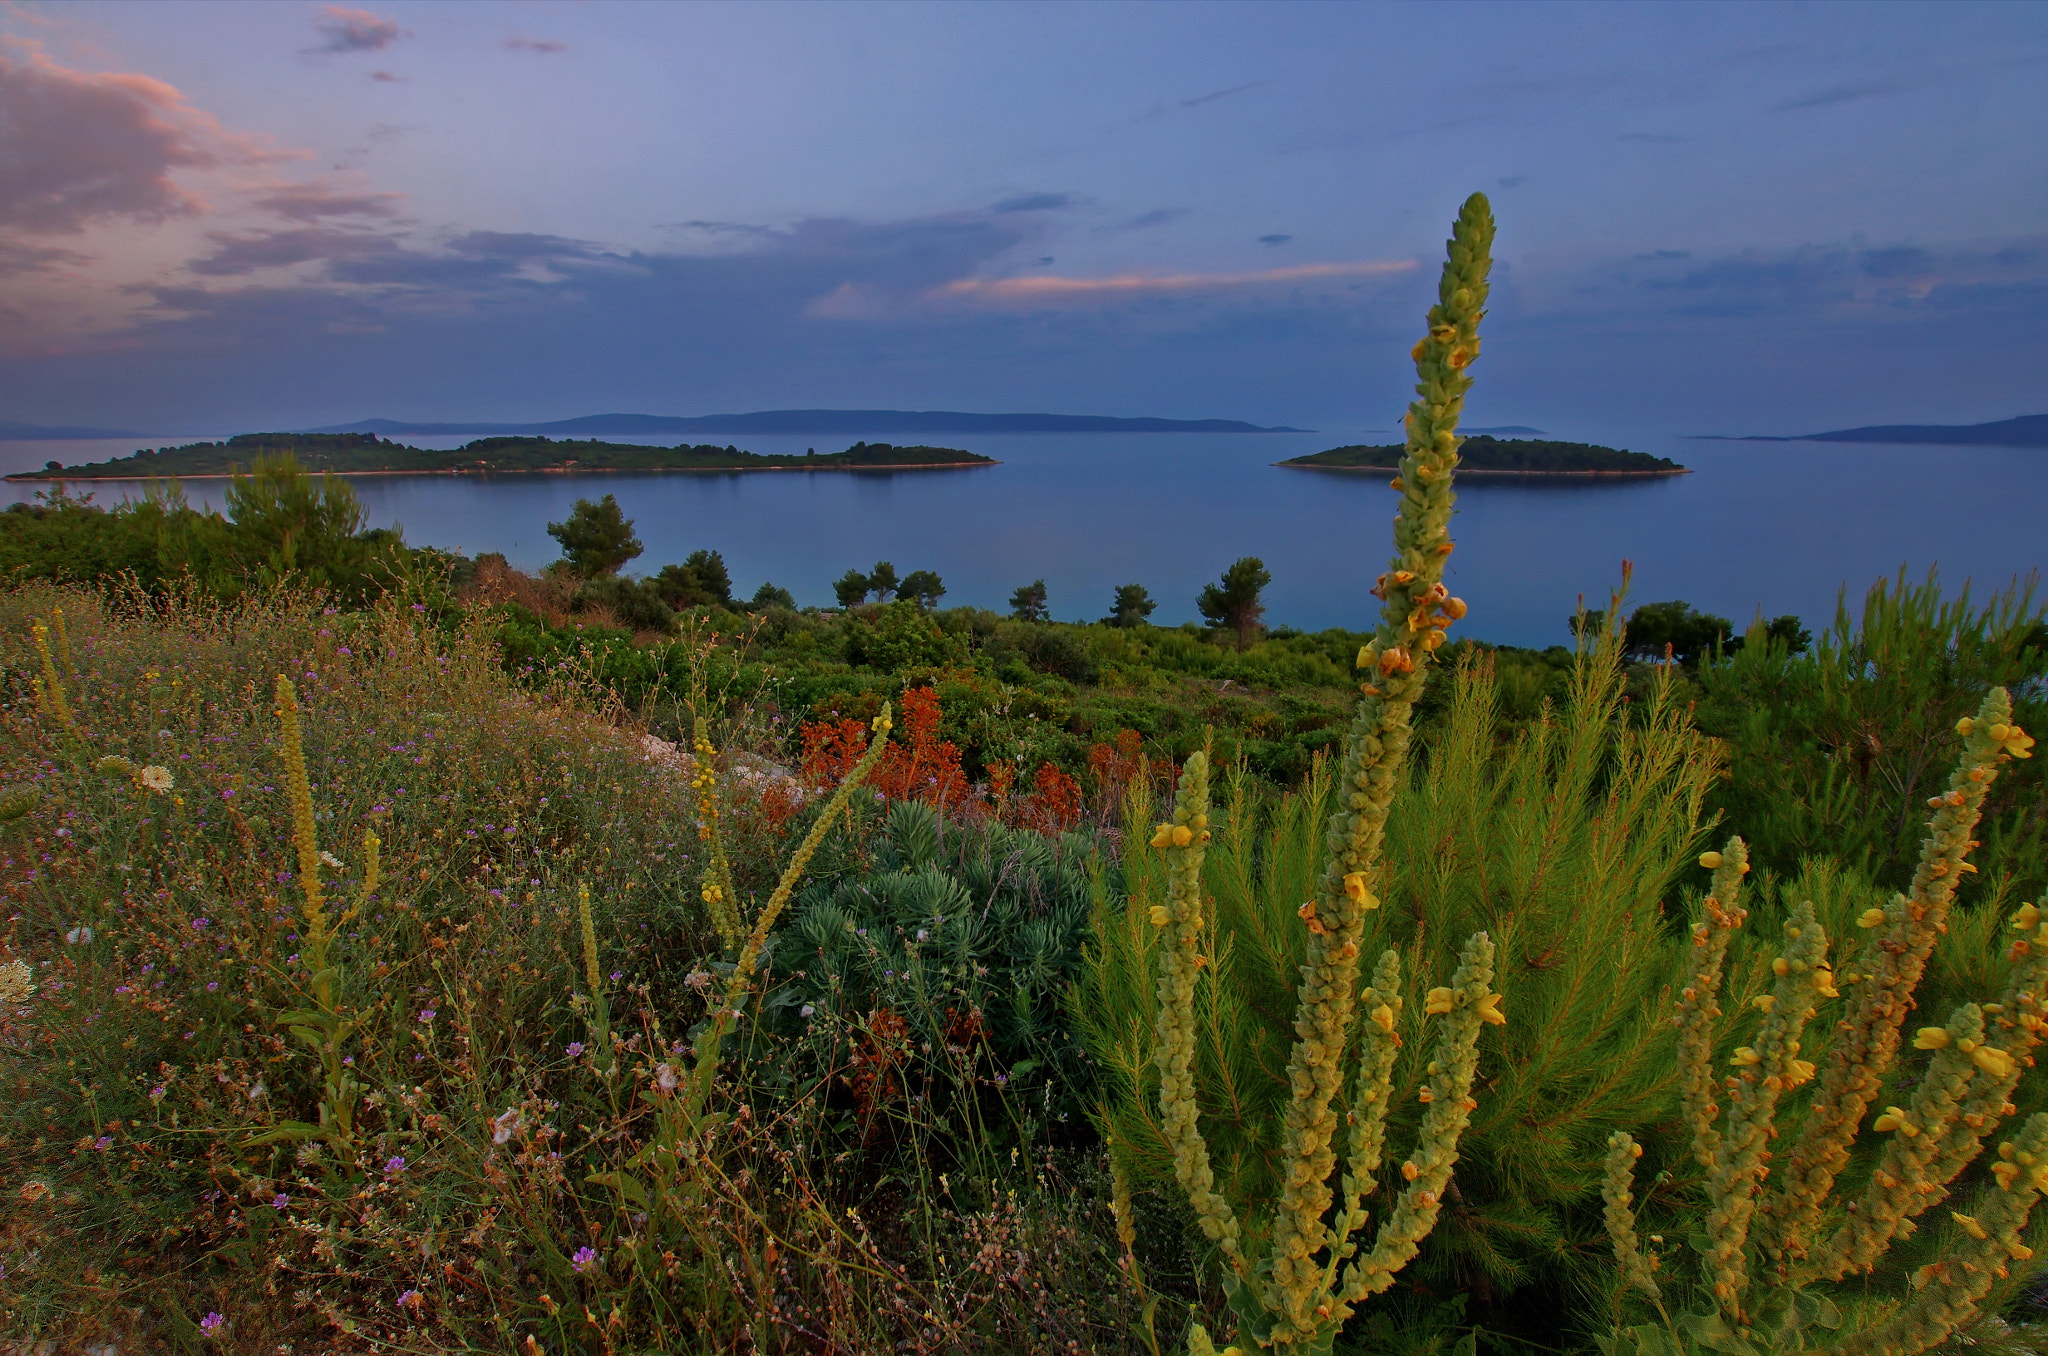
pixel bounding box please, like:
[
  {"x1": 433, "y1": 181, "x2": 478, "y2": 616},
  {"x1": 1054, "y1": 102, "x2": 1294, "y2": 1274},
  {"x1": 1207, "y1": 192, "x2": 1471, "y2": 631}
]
[
  {"x1": 748, "y1": 580, "x2": 797, "y2": 611},
  {"x1": 1010, "y1": 578, "x2": 1050, "y2": 622},
  {"x1": 0, "y1": 458, "x2": 412, "y2": 603},
  {"x1": 898, "y1": 568, "x2": 946, "y2": 610},
  {"x1": 546, "y1": 492, "x2": 643, "y2": 577},
  {"x1": 755, "y1": 800, "x2": 1106, "y2": 1120},
  {"x1": 845, "y1": 599, "x2": 967, "y2": 671},
  {"x1": 867, "y1": 560, "x2": 900, "y2": 602},
  {"x1": 1108, "y1": 582, "x2": 1158, "y2": 628},
  {"x1": 654, "y1": 548, "x2": 733, "y2": 608},
  {"x1": 1198, "y1": 556, "x2": 1271, "y2": 651},
  {"x1": 833, "y1": 566, "x2": 872, "y2": 607},
  {"x1": 1695, "y1": 567, "x2": 2048, "y2": 896},
  {"x1": 1082, "y1": 630, "x2": 1723, "y2": 1332}
]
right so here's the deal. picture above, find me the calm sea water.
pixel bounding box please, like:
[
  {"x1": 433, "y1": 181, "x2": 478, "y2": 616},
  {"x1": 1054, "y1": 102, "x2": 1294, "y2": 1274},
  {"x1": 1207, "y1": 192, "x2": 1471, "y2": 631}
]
[{"x1": 4, "y1": 427, "x2": 2042, "y2": 648}]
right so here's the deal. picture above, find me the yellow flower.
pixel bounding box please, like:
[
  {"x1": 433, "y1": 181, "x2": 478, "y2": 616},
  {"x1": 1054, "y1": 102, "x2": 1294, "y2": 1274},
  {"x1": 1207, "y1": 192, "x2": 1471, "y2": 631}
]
[
  {"x1": 1786, "y1": 1058, "x2": 1816, "y2": 1086},
  {"x1": 1369, "y1": 1003, "x2": 1396, "y2": 1033},
  {"x1": 1993, "y1": 1160, "x2": 2022, "y2": 1190},
  {"x1": 1772, "y1": 957, "x2": 1791, "y2": 977},
  {"x1": 1476, "y1": 992, "x2": 1505, "y2": 1025},
  {"x1": 1873, "y1": 1108, "x2": 1908, "y2": 1133},
  {"x1": 1914, "y1": 1027, "x2": 1953, "y2": 1050},
  {"x1": 1171, "y1": 825, "x2": 1194, "y2": 848},
  {"x1": 2014, "y1": 903, "x2": 2041, "y2": 930},
  {"x1": 1401, "y1": 1161, "x2": 1420, "y2": 1181},
  {"x1": 1150, "y1": 824, "x2": 1175, "y2": 849},
  {"x1": 1812, "y1": 966, "x2": 1839, "y2": 998},
  {"x1": 1343, "y1": 873, "x2": 1379, "y2": 909},
  {"x1": 1149, "y1": 906, "x2": 1170, "y2": 927},
  {"x1": 1698, "y1": 851, "x2": 1723, "y2": 869},
  {"x1": 1424, "y1": 987, "x2": 1455, "y2": 1016},
  {"x1": 1957, "y1": 717, "x2": 1976, "y2": 736},
  {"x1": 1730, "y1": 1047, "x2": 1761, "y2": 1067},
  {"x1": 1951, "y1": 1212, "x2": 1990, "y2": 1241},
  {"x1": 1973, "y1": 1046, "x2": 2016, "y2": 1078},
  {"x1": 1858, "y1": 908, "x2": 1887, "y2": 928},
  {"x1": 1752, "y1": 994, "x2": 1776, "y2": 1013}
]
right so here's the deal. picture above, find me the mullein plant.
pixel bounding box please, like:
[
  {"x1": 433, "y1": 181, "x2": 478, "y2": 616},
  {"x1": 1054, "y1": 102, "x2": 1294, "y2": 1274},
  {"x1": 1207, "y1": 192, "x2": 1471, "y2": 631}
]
[
  {"x1": 588, "y1": 706, "x2": 895, "y2": 1224},
  {"x1": 250, "y1": 674, "x2": 383, "y2": 1172},
  {"x1": 1601, "y1": 692, "x2": 2041, "y2": 1356},
  {"x1": 1133, "y1": 194, "x2": 1503, "y2": 1355}
]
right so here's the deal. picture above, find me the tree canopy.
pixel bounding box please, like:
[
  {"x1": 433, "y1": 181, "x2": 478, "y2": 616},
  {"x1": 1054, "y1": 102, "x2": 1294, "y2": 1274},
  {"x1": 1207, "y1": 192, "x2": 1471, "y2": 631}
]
[
  {"x1": 1198, "y1": 557, "x2": 1270, "y2": 650},
  {"x1": 547, "y1": 494, "x2": 643, "y2": 578}
]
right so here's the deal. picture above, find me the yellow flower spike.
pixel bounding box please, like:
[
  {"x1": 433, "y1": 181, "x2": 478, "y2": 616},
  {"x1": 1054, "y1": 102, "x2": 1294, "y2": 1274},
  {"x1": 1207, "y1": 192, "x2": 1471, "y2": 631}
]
[
  {"x1": 1974, "y1": 1046, "x2": 2016, "y2": 1077},
  {"x1": 1858, "y1": 907, "x2": 1888, "y2": 928},
  {"x1": 1149, "y1": 906, "x2": 1170, "y2": 927},
  {"x1": 1730, "y1": 1047, "x2": 1762, "y2": 1067},
  {"x1": 1369, "y1": 1003, "x2": 1396, "y2": 1033},
  {"x1": 1343, "y1": 872, "x2": 1379, "y2": 909},
  {"x1": 1698, "y1": 851, "x2": 1723, "y2": 869},
  {"x1": 1171, "y1": 824, "x2": 1194, "y2": 848},
  {"x1": 1150, "y1": 824, "x2": 1175, "y2": 849},
  {"x1": 1914, "y1": 1027, "x2": 1953, "y2": 1050},
  {"x1": 1476, "y1": 992, "x2": 1505, "y2": 1025},
  {"x1": 1424, "y1": 987, "x2": 1455, "y2": 1016},
  {"x1": 1952, "y1": 1213, "x2": 1990, "y2": 1242},
  {"x1": 1753, "y1": 994, "x2": 1777, "y2": 1013}
]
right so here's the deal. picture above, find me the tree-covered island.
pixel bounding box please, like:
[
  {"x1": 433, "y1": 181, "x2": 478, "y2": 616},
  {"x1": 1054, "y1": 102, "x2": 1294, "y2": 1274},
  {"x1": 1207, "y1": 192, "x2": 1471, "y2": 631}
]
[
  {"x1": 7, "y1": 431, "x2": 997, "y2": 480},
  {"x1": 1278, "y1": 432, "x2": 1685, "y2": 475}
]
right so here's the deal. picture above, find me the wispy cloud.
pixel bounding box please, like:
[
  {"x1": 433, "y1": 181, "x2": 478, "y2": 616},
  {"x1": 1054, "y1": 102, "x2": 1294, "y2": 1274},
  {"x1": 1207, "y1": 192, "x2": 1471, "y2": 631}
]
[
  {"x1": 929, "y1": 259, "x2": 1416, "y2": 306},
  {"x1": 1178, "y1": 78, "x2": 1271, "y2": 109},
  {"x1": 311, "y1": 7, "x2": 405, "y2": 56},
  {"x1": 1258, "y1": 234, "x2": 1292, "y2": 247},
  {"x1": 1104, "y1": 207, "x2": 1190, "y2": 233},
  {"x1": 252, "y1": 181, "x2": 403, "y2": 222},
  {"x1": 504, "y1": 34, "x2": 569, "y2": 55},
  {"x1": 1774, "y1": 51, "x2": 2048, "y2": 112},
  {"x1": 990, "y1": 192, "x2": 1071, "y2": 214}
]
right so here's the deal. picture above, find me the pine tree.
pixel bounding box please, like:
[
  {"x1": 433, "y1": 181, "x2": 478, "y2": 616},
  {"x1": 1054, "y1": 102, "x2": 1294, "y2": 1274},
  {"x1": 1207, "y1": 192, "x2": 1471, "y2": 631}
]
[
  {"x1": 546, "y1": 494, "x2": 642, "y2": 578},
  {"x1": 1198, "y1": 557, "x2": 1271, "y2": 650},
  {"x1": 1010, "y1": 579, "x2": 1049, "y2": 622}
]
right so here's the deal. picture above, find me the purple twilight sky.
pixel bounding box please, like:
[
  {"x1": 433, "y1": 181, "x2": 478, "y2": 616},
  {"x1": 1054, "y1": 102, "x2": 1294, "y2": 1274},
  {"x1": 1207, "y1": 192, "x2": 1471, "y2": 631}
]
[{"x1": 1, "y1": 0, "x2": 2044, "y2": 435}]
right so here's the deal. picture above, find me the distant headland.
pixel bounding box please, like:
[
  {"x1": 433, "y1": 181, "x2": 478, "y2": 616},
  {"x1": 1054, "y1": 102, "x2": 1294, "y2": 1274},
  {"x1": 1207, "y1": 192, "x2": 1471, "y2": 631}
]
[
  {"x1": 1699, "y1": 414, "x2": 2048, "y2": 447},
  {"x1": 300, "y1": 409, "x2": 1308, "y2": 437},
  {"x1": 0, "y1": 420, "x2": 142, "y2": 441},
  {"x1": 7, "y1": 433, "x2": 999, "y2": 481},
  {"x1": 1278, "y1": 434, "x2": 1686, "y2": 477}
]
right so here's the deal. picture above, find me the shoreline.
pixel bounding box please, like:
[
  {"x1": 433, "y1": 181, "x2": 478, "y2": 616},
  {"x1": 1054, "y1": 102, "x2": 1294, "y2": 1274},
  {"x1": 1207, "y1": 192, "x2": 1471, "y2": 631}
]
[
  {"x1": 1274, "y1": 463, "x2": 1690, "y2": 478},
  {"x1": 6, "y1": 460, "x2": 1001, "y2": 484}
]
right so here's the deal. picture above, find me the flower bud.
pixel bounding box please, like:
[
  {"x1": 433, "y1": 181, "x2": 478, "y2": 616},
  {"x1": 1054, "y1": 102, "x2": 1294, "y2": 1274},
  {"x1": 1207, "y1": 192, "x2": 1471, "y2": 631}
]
[
  {"x1": 1914, "y1": 1027, "x2": 1952, "y2": 1050},
  {"x1": 1858, "y1": 908, "x2": 1887, "y2": 928},
  {"x1": 1424, "y1": 987, "x2": 1455, "y2": 1016},
  {"x1": 1699, "y1": 851, "x2": 1723, "y2": 869}
]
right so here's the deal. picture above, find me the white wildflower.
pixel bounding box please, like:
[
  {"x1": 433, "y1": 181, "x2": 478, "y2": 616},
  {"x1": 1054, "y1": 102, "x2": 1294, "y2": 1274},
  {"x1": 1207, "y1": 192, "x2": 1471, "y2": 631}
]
[
  {"x1": 65, "y1": 926, "x2": 93, "y2": 946},
  {"x1": 490, "y1": 1106, "x2": 525, "y2": 1145},
  {"x1": 0, "y1": 958, "x2": 33, "y2": 1004},
  {"x1": 137, "y1": 765, "x2": 175, "y2": 793},
  {"x1": 319, "y1": 850, "x2": 344, "y2": 870}
]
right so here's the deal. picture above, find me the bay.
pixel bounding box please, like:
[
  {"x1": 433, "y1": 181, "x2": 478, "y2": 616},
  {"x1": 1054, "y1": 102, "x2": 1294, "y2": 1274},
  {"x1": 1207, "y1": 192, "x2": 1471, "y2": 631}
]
[{"x1": 3, "y1": 426, "x2": 2041, "y2": 648}]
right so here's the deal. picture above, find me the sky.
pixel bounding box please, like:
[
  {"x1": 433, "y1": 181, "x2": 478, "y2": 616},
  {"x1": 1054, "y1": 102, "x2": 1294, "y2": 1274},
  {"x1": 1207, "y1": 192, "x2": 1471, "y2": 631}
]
[{"x1": 2, "y1": 0, "x2": 2045, "y2": 436}]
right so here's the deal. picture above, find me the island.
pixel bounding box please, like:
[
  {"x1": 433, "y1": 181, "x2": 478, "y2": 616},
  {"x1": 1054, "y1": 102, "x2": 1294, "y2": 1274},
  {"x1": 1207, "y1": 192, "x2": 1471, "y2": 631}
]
[
  {"x1": 304, "y1": 408, "x2": 1307, "y2": 436},
  {"x1": 1277, "y1": 434, "x2": 1686, "y2": 476},
  {"x1": 1704, "y1": 413, "x2": 2048, "y2": 448},
  {"x1": 8, "y1": 433, "x2": 999, "y2": 481}
]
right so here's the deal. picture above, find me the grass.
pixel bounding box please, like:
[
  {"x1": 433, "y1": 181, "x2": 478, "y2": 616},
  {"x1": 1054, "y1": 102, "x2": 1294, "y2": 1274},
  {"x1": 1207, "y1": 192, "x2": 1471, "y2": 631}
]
[{"x1": 0, "y1": 583, "x2": 1143, "y2": 1353}]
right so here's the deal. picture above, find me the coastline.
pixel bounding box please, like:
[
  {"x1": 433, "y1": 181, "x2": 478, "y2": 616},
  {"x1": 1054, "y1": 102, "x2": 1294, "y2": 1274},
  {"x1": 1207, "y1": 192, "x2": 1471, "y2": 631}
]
[
  {"x1": 6, "y1": 460, "x2": 1001, "y2": 484},
  {"x1": 1274, "y1": 463, "x2": 1690, "y2": 477}
]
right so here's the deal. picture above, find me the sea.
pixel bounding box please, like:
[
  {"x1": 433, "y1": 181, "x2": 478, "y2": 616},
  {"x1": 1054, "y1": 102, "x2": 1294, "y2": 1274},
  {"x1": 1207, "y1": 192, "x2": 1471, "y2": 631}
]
[{"x1": 3, "y1": 426, "x2": 2042, "y2": 649}]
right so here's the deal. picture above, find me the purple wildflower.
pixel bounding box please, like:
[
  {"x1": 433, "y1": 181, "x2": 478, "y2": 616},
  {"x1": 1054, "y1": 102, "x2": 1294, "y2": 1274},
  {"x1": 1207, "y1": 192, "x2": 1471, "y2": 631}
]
[
  {"x1": 200, "y1": 1312, "x2": 223, "y2": 1333},
  {"x1": 572, "y1": 1246, "x2": 598, "y2": 1273}
]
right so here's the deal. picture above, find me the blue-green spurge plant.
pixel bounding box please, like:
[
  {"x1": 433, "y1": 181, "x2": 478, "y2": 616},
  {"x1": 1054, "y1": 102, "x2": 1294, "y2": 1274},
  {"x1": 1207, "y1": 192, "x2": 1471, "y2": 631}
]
[
  {"x1": 1133, "y1": 193, "x2": 1503, "y2": 1354},
  {"x1": 1601, "y1": 692, "x2": 2041, "y2": 1356}
]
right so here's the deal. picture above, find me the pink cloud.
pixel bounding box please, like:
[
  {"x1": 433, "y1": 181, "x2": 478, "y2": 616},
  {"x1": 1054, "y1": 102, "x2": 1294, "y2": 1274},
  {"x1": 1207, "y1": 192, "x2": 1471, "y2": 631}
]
[
  {"x1": 0, "y1": 37, "x2": 246, "y2": 233},
  {"x1": 930, "y1": 259, "x2": 1417, "y2": 306},
  {"x1": 252, "y1": 182, "x2": 404, "y2": 222},
  {"x1": 312, "y1": 7, "x2": 405, "y2": 55}
]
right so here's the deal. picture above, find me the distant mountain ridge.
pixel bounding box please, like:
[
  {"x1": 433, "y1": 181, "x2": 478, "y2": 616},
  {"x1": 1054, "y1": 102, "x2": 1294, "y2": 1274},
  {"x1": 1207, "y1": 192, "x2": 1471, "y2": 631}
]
[
  {"x1": 302, "y1": 409, "x2": 1306, "y2": 436},
  {"x1": 1710, "y1": 414, "x2": 2048, "y2": 447}
]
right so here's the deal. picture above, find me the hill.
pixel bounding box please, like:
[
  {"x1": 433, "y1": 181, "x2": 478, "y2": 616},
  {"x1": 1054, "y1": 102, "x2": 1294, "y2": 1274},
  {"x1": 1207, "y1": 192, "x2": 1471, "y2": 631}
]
[
  {"x1": 8, "y1": 433, "x2": 997, "y2": 480},
  {"x1": 0, "y1": 419, "x2": 141, "y2": 440},
  {"x1": 1278, "y1": 434, "x2": 1685, "y2": 475},
  {"x1": 1723, "y1": 414, "x2": 2048, "y2": 447},
  {"x1": 302, "y1": 409, "x2": 1306, "y2": 436}
]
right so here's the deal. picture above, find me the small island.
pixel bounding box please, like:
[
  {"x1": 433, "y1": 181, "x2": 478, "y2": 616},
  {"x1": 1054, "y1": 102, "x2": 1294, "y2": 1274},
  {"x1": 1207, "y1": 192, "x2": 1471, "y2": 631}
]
[
  {"x1": 1278, "y1": 434, "x2": 1686, "y2": 476},
  {"x1": 8, "y1": 432, "x2": 998, "y2": 481}
]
